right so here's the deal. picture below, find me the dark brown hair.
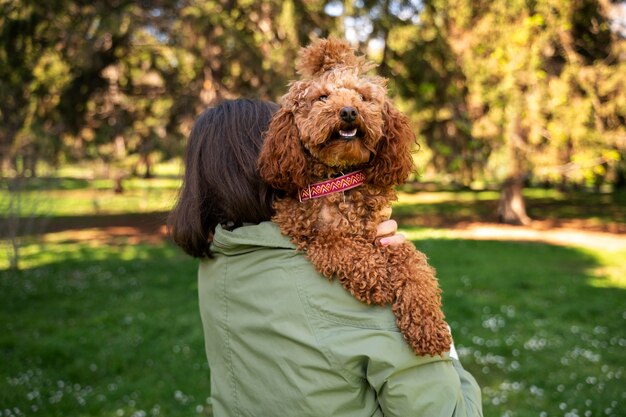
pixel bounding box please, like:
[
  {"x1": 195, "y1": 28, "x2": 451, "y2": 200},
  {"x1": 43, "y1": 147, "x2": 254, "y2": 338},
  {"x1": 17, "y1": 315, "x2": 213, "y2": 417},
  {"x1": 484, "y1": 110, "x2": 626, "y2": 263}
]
[{"x1": 167, "y1": 99, "x2": 279, "y2": 258}]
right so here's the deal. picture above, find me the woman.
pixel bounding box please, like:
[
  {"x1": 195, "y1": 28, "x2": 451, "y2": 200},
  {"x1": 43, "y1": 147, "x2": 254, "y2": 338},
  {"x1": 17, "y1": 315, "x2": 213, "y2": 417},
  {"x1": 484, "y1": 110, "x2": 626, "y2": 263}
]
[{"x1": 168, "y1": 99, "x2": 482, "y2": 416}]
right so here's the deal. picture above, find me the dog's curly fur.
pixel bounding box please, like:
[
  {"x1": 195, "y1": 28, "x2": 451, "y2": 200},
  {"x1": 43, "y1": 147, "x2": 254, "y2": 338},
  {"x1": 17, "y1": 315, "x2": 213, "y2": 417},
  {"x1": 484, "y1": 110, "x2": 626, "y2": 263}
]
[{"x1": 258, "y1": 37, "x2": 451, "y2": 356}]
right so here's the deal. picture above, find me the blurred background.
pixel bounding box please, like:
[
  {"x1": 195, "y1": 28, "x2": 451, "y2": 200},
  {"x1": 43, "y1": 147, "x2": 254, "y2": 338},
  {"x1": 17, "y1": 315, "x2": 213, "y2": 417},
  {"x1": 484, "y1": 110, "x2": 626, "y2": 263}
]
[{"x1": 1, "y1": 1, "x2": 625, "y2": 416}]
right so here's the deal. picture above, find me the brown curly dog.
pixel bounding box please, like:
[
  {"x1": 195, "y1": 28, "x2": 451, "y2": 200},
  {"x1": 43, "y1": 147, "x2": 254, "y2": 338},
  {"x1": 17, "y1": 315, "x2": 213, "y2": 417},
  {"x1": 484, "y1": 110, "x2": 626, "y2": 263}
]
[{"x1": 258, "y1": 37, "x2": 451, "y2": 356}]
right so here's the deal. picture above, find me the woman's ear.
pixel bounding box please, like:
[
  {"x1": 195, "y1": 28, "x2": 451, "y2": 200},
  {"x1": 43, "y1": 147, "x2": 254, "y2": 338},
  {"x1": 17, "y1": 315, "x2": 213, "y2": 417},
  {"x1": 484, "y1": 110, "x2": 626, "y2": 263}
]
[
  {"x1": 258, "y1": 107, "x2": 310, "y2": 192},
  {"x1": 367, "y1": 99, "x2": 416, "y2": 186}
]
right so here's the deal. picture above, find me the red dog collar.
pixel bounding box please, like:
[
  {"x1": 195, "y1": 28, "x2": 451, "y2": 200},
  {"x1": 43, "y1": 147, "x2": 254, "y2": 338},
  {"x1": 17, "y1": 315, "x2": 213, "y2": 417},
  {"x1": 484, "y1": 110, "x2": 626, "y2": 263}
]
[{"x1": 299, "y1": 171, "x2": 366, "y2": 202}]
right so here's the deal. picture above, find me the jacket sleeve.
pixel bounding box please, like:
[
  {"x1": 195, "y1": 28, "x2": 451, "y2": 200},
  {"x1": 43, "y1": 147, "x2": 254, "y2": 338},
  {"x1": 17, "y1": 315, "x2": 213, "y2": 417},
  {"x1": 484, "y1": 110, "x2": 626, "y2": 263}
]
[
  {"x1": 366, "y1": 350, "x2": 483, "y2": 417},
  {"x1": 450, "y1": 357, "x2": 483, "y2": 417}
]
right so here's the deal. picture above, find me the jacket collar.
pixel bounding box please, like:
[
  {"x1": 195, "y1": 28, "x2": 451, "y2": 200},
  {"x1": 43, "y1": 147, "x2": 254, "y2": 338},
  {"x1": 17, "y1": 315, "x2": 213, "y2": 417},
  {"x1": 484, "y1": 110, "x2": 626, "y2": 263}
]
[{"x1": 211, "y1": 222, "x2": 295, "y2": 255}]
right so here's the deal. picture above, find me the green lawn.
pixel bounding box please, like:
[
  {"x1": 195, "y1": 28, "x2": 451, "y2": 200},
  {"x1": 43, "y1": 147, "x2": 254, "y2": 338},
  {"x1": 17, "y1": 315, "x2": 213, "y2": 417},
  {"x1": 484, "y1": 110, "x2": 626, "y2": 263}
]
[
  {"x1": 410, "y1": 229, "x2": 625, "y2": 416},
  {"x1": 1, "y1": 242, "x2": 208, "y2": 417},
  {"x1": 2, "y1": 174, "x2": 625, "y2": 227},
  {"x1": 1, "y1": 233, "x2": 624, "y2": 416},
  {"x1": 2, "y1": 175, "x2": 625, "y2": 415}
]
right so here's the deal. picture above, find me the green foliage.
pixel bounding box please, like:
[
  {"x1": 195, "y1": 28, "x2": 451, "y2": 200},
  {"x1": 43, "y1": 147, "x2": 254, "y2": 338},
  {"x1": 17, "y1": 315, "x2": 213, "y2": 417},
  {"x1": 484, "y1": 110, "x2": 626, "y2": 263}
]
[
  {"x1": 0, "y1": 0, "x2": 337, "y2": 178},
  {"x1": 334, "y1": 0, "x2": 625, "y2": 189},
  {"x1": 1, "y1": 0, "x2": 624, "y2": 206},
  {"x1": 436, "y1": 0, "x2": 625, "y2": 188}
]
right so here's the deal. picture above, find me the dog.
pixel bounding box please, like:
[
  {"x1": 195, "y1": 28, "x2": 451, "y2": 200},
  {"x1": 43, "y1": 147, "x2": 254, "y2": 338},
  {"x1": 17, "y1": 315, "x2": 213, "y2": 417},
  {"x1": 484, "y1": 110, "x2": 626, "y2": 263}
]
[{"x1": 258, "y1": 37, "x2": 451, "y2": 356}]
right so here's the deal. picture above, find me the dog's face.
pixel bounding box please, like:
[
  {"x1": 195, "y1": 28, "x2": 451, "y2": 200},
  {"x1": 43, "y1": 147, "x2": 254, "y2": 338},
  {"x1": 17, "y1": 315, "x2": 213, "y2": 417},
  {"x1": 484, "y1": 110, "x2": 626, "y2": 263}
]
[
  {"x1": 258, "y1": 37, "x2": 415, "y2": 193},
  {"x1": 285, "y1": 68, "x2": 388, "y2": 170}
]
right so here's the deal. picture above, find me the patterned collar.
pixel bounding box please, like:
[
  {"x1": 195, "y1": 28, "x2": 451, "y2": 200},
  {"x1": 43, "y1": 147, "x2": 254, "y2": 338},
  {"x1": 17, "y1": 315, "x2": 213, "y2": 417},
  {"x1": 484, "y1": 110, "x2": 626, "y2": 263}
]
[{"x1": 298, "y1": 171, "x2": 366, "y2": 202}]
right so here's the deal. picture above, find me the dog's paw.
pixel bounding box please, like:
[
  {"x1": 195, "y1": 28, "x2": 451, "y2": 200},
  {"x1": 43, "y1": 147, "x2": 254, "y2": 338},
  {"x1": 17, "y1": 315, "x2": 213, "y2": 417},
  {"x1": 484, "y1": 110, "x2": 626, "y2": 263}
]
[{"x1": 404, "y1": 322, "x2": 452, "y2": 357}]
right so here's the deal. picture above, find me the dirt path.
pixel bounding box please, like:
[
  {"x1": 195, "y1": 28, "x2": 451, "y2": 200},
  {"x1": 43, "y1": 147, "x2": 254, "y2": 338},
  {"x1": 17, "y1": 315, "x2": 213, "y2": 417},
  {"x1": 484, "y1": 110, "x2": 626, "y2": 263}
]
[{"x1": 443, "y1": 222, "x2": 626, "y2": 251}]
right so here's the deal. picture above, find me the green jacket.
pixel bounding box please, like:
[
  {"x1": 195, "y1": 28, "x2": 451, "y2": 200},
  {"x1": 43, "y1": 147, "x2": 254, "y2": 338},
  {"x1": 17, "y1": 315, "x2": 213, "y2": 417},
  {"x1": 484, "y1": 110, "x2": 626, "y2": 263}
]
[{"x1": 198, "y1": 222, "x2": 482, "y2": 417}]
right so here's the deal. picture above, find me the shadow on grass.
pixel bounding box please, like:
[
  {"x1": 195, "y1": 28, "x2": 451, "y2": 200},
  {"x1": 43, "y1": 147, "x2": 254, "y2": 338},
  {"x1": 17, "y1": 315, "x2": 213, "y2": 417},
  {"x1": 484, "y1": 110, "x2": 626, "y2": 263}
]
[
  {"x1": 393, "y1": 200, "x2": 499, "y2": 226},
  {"x1": 0, "y1": 238, "x2": 623, "y2": 417},
  {"x1": 394, "y1": 189, "x2": 626, "y2": 231},
  {"x1": 0, "y1": 211, "x2": 169, "y2": 239},
  {"x1": 1, "y1": 177, "x2": 90, "y2": 191}
]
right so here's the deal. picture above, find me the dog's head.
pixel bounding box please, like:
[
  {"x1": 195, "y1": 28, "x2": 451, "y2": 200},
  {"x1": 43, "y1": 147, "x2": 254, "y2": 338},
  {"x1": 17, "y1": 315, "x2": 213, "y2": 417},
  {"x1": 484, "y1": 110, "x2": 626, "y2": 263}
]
[{"x1": 259, "y1": 37, "x2": 415, "y2": 193}]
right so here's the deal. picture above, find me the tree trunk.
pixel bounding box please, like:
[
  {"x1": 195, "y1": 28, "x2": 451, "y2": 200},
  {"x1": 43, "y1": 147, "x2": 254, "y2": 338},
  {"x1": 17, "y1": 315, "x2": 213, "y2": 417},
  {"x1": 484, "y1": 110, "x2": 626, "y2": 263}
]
[
  {"x1": 498, "y1": 176, "x2": 531, "y2": 225},
  {"x1": 113, "y1": 175, "x2": 124, "y2": 194},
  {"x1": 558, "y1": 138, "x2": 574, "y2": 191},
  {"x1": 499, "y1": 103, "x2": 531, "y2": 225},
  {"x1": 142, "y1": 153, "x2": 152, "y2": 179},
  {"x1": 615, "y1": 150, "x2": 626, "y2": 190}
]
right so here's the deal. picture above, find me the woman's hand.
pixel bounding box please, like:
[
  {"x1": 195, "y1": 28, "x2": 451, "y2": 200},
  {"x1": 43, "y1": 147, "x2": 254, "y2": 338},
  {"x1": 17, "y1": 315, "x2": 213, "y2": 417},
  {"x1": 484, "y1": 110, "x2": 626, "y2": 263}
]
[{"x1": 376, "y1": 219, "x2": 406, "y2": 247}]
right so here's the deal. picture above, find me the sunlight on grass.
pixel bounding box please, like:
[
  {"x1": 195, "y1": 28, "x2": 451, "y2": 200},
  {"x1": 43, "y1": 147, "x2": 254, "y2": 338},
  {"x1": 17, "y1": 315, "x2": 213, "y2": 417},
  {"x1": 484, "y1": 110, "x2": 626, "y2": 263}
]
[
  {"x1": 4, "y1": 241, "x2": 67, "y2": 270},
  {"x1": 0, "y1": 187, "x2": 179, "y2": 217},
  {"x1": 1, "y1": 167, "x2": 182, "y2": 218},
  {"x1": 396, "y1": 188, "x2": 567, "y2": 206},
  {"x1": 402, "y1": 226, "x2": 457, "y2": 240},
  {"x1": 54, "y1": 159, "x2": 183, "y2": 179},
  {"x1": 90, "y1": 177, "x2": 182, "y2": 191},
  {"x1": 587, "y1": 250, "x2": 626, "y2": 289},
  {"x1": 521, "y1": 188, "x2": 568, "y2": 200},
  {"x1": 396, "y1": 190, "x2": 501, "y2": 205},
  {"x1": 405, "y1": 230, "x2": 626, "y2": 295},
  {"x1": 152, "y1": 159, "x2": 183, "y2": 177},
  {"x1": 0, "y1": 237, "x2": 163, "y2": 270}
]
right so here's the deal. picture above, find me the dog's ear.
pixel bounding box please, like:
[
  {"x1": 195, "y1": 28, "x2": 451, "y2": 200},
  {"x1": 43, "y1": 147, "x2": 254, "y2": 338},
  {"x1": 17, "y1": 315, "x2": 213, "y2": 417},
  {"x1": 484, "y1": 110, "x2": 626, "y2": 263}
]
[
  {"x1": 258, "y1": 107, "x2": 310, "y2": 193},
  {"x1": 367, "y1": 99, "x2": 416, "y2": 186}
]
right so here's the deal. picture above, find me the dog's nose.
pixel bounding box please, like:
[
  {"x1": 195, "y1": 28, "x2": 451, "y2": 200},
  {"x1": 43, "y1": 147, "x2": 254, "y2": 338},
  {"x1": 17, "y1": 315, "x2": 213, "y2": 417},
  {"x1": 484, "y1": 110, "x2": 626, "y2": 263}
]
[{"x1": 340, "y1": 107, "x2": 358, "y2": 122}]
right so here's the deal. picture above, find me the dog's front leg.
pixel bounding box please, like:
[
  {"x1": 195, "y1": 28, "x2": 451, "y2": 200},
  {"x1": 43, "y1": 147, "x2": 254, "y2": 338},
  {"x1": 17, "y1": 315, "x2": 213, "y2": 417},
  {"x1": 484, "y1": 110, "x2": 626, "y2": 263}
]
[{"x1": 385, "y1": 243, "x2": 452, "y2": 356}]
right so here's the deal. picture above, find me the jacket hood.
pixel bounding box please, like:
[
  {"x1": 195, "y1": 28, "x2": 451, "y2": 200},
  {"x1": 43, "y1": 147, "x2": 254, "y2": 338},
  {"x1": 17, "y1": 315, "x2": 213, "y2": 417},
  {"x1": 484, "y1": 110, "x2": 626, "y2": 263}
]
[{"x1": 211, "y1": 221, "x2": 296, "y2": 256}]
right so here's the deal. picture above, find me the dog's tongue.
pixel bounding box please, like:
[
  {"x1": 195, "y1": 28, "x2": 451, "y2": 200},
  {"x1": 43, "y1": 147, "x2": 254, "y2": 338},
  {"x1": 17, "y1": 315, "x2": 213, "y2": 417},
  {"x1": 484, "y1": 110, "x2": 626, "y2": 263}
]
[{"x1": 339, "y1": 128, "x2": 357, "y2": 138}]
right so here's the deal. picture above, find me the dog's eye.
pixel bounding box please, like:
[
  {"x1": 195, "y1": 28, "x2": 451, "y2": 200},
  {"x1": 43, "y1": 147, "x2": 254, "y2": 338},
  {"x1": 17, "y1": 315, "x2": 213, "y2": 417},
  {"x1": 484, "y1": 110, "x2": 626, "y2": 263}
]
[
  {"x1": 318, "y1": 95, "x2": 328, "y2": 102},
  {"x1": 359, "y1": 93, "x2": 368, "y2": 101}
]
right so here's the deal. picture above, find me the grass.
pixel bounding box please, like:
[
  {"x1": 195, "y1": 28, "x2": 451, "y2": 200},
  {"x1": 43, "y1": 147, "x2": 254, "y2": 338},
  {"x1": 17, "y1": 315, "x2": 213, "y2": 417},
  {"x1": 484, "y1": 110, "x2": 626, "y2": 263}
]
[
  {"x1": 0, "y1": 241, "x2": 209, "y2": 417},
  {"x1": 409, "y1": 229, "x2": 625, "y2": 416},
  {"x1": 2, "y1": 173, "x2": 625, "y2": 226},
  {"x1": 1, "y1": 233, "x2": 624, "y2": 416},
  {"x1": 0, "y1": 177, "x2": 181, "y2": 217},
  {"x1": 1, "y1": 174, "x2": 625, "y2": 416}
]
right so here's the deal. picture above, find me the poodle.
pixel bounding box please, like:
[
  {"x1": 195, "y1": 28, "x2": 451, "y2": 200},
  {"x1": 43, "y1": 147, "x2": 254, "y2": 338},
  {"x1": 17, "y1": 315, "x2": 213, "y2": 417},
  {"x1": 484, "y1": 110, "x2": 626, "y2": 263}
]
[{"x1": 258, "y1": 37, "x2": 451, "y2": 356}]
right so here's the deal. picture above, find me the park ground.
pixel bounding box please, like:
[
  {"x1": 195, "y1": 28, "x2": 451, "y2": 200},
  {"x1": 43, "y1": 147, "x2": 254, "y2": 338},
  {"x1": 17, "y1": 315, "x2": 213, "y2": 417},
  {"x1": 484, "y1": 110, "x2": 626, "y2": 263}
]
[{"x1": 1, "y1": 175, "x2": 625, "y2": 417}]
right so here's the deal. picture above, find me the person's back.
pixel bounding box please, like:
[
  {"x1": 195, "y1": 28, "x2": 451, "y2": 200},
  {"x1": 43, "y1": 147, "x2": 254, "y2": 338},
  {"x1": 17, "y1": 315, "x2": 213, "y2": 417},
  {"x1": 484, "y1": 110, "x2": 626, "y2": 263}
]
[
  {"x1": 199, "y1": 222, "x2": 482, "y2": 417},
  {"x1": 169, "y1": 99, "x2": 482, "y2": 416}
]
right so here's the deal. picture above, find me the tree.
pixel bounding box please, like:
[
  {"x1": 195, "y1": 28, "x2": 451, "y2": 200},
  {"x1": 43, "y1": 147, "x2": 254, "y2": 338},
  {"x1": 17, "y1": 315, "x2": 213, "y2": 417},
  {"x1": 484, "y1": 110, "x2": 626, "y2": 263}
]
[
  {"x1": 444, "y1": 0, "x2": 625, "y2": 223},
  {"x1": 0, "y1": 0, "x2": 339, "y2": 180},
  {"x1": 340, "y1": 0, "x2": 624, "y2": 223},
  {"x1": 2, "y1": 0, "x2": 623, "y2": 208}
]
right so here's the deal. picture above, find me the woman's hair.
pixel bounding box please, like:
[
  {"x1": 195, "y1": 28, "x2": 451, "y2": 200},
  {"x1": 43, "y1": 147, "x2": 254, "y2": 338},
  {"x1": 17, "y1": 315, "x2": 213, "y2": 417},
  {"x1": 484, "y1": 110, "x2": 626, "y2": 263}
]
[{"x1": 167, "y1": 99, "x2": 279, "y2": 258}]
